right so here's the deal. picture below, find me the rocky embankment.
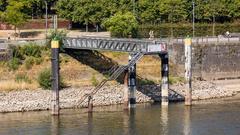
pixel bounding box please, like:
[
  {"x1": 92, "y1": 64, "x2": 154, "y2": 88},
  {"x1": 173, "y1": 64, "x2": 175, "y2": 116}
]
[
  {"x1": 0, "y1": 80, "x2": 239, "y2": 113},
  {"x1": 0, "y1": 85, "x2": 151, "y2": 113}
]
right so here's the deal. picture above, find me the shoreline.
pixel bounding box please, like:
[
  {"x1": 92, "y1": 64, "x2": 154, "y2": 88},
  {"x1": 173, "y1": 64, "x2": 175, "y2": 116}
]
[{"x1": 0, "y1": 80, "x2": 239, "y2": 113}]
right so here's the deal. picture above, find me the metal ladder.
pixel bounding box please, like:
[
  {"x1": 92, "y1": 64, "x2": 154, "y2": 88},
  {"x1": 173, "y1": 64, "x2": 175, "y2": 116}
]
[{"x1": 78, "y1": 52, "x2": 145, "y2": 105}]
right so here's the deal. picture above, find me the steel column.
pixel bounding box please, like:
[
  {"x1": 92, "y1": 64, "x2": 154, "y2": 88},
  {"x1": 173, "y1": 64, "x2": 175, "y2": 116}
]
[
  {"x1": 88, "y1": 95, "x2": 93, "y2": 113},
  {"x1": 123, "y1": 70, "x2": 129, "y2": 110},
  {"x1": 51, "y1": 40, "x2": 60, "y2": 115},
  {"x1": 128, "y1": 54, "x2": 137, "y2": 108},
  {"x1": 160, "y1": 53, "x2": 169, "y2": 106}
]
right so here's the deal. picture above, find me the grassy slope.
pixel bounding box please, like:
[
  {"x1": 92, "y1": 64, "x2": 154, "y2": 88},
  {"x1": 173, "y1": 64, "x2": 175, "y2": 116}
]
[{"x1": 0, "y1": 49, "x2": 183, "y2": 91}]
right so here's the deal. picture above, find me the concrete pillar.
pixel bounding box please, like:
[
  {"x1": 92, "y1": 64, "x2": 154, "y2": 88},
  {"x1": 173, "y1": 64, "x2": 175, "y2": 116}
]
[
  {"x1": 88, "y1": 95, "x2": 93, "y2": 113},
  {"x1": 128, "y1": 54, "x2": 136, "y2": 108},
  {"x1": 160, "y1": 53, "x2": 169, "y2": 106},
  {"x1": 51, "y1": 40, "x2": 60, "y2": 115},
  {"x1": 184, "y1": 38, "x2": 192, "y2": 106},
  {"x1": 123, "y1": 70, "x2": 129, "y2": 110}
]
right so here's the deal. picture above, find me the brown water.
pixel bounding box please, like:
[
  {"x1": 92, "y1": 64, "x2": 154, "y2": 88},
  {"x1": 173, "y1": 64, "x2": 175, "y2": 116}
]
[{"x1": 0, "y1": 102, "x2": 240, "y2": 135}]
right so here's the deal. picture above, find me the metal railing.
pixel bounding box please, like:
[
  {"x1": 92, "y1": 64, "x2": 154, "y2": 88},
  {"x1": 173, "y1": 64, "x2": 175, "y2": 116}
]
[{"x1": 76, "y1": 52, "x2": 145, "y2": 105}]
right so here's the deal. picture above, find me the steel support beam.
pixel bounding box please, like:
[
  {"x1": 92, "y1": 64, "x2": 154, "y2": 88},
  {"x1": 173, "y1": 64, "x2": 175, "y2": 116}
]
[
  {"x1": 128, "y1": 54, "x2": 137, "y2": 108},
  {"x1": 123, "y1": 70, "x2": 129, "y2": 110},
  {"x1": 51, "y1": 40, "x2": 60, "y2": 115},
  {"x1": 160, "y1": 53, "x2": 169, "y2": 106}
]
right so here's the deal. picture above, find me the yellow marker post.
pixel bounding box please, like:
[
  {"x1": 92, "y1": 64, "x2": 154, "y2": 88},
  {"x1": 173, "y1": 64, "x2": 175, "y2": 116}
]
[
  {"x1": 51, "y1": 39, "x2": 60, "y2": 115},
  {"x1": 51, "y1": 40, "x2": 59, "y2": 48}
]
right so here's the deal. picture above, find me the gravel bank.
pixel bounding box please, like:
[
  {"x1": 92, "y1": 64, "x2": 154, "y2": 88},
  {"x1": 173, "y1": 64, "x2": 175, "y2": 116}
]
[
  {"x1": 0, "y1": 85, "x2": 152, "y2": 113},
  {"x1": 0, "y1": 80, "x2": 239, "y2": 113}
]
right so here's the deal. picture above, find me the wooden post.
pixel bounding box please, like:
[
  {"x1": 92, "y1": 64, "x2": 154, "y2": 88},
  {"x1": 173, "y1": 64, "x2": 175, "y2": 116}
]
[
  {"x1": 184, "y1": 37, "x2": 192, "y2": 106},
  {"x1": 160, "y1": 53, "x2": 169, "y2": 106},
  {"x1": 123, "y1": 70, "x2": 129, "y2": 110},
  {"x1": 51, "y1": 40, "x2": 60, "y2": 115},
  {"x1": 88, "y1": 95, "x2": 93, "y2": 113},
  {"x1": 128, "y1": 54, "x2": 136, "y2": 108}
]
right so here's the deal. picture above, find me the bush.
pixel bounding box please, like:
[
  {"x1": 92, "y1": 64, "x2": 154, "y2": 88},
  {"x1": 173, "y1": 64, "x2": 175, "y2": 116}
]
[
  {"x1": 21, "y1": 43, "x2": 42, "y2": 58},
  {"x1": 38, "y1": 68, "x2": 65, "y2": 90},
  {"x1": 138, "y1": 23, "x2": 240, "y2": 38},
  {"x1": 7, "y1": 58, "x2": 21, "y2": 71},
  {"x1": 91, "y1": 74, "x2": 99, "y2": 86},
  {"x1": 24, "y1": 56, "x2": 35, "y2": 69},
  {"x1": 103, "y1": 12, "x2": 138, "y2": 38},
  {"x1": 15, "y1": 73, "x2": 31, "y2": 83},
  {"x1": 34, "y1": 57, "x2": 43, "y2": 65}
]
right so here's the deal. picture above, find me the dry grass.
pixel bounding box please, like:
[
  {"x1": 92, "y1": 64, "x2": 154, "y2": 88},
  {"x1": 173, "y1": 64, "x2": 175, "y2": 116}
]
[
  {"x1": 0, "y1": 48, "x2": 179, "y2": 91},
  {"x1": 0, "y1": 80, "x2": 38, "y2": 91}
]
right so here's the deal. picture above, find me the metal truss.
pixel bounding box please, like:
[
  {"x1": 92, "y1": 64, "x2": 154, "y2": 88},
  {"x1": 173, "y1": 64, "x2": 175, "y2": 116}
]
[{"x1": 63, "y1": 37, "x2": 167, "y2": 53}]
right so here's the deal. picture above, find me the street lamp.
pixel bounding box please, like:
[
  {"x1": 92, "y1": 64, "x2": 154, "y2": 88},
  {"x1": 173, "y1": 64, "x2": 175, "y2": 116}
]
[
  {"x1": 192, "y1": 0, "x2": 195, "y2": 38},
  {"x1": 45, "y1": 1, "x2": 48, "y2": 40}
]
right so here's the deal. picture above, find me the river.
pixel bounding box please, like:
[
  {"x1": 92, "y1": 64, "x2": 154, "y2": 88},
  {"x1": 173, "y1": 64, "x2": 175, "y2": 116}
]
[{"x1": 0, "y1": 101, "x2": 240, "y2": 135}]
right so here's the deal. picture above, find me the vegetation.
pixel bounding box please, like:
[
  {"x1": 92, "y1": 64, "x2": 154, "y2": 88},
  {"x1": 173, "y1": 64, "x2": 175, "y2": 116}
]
[
  {"x1": 103, "y1": 12, "x2": 138, "y2": 38},
  {"x1": 38, "y1": 68, "x2": 65, "y2": 90},
  {"x1": 7, "y1": 57, "x2": 21, "y2": 71},
  {"x1": 15, "y1": 73, "x2": 31, "y2": 83},
  {"x1": 37, "y1": 68, "x2": 52, "y2": 89},
  {"x1": 91, "y1": 74, "x2": 99, "y2": 86}
]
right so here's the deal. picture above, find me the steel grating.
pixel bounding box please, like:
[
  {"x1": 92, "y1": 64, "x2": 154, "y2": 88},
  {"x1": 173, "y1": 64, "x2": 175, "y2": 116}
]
[{"x1": 63, "y1": 37, "x2": 167, "y2": 53}]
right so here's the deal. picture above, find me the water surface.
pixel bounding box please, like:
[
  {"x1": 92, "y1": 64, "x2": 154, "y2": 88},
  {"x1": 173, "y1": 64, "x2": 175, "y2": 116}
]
[{"x1": 0, "y1": 102, "x2": 240, "y2": 135}]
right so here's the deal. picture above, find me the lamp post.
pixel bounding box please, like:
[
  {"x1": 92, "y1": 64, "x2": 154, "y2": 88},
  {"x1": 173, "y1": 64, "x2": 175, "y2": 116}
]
[
  {"x1": 192, "y1": 0, "x2": 195, "y2": 38},
  {"x1": 45, "y1": 1, "x2": 48, "y2": 40}
]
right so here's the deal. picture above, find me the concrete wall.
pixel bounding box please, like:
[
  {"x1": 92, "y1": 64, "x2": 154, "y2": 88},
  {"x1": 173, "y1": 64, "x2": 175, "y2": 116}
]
[
  {"x1": 0, "y1": 19, "x2": 70, "y2": 30},
  {"x1": 169, "y1": 42, "x2": 240, "y2": 80}
]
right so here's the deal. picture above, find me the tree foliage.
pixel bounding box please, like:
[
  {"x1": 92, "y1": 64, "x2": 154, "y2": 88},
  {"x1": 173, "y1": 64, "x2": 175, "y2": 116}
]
[{"x1": 103, "y1": 12, "x2": 138, "y2": 38}]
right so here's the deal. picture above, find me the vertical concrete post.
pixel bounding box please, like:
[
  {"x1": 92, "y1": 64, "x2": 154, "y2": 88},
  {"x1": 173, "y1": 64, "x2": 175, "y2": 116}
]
[
  {"x1": 123, "y1": 70, "x2": 129, "y2": 110},
  {"x1": 88, "y1": 95, "x2": 93, "y2": 113},
  {"x1": 51, "y1": 40, "x2": 60, "y2": 115},
  {"x1": 184, "y1": 37, "x2": 192, "y2": 106},
  {"x1": 160, "y1": 53, "x2": 169, "y2": 106},
  {"x1": 128, "y1": 54, "x2": 136, "y2": 108}
]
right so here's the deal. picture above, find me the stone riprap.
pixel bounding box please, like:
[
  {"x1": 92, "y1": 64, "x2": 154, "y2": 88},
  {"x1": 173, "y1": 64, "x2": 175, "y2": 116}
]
[
  {"x1": 0, "y1": 81, "x2": 239, "y2": 113},
  {"x1": 0, "y1": 85, "x2": 152, "y2": 113}
]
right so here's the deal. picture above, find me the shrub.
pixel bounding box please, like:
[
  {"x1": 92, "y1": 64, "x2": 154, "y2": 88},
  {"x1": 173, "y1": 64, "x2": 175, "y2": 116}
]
[
  {"x1": 34, "y1": 57, "x2": 43, "y2": 65},
  {"x1": 24, "y1": 56, "x2": 35, "y2": 69},
  {"x1": 7, "y1": 58, "x2": 21, "y2": 71},
  {"x1": 91, "y1": 74, "x2": 99, "y2": 86},
  {"x1": 15, "y1": 73, "x2": 31, "y2": 83},
  {"x1": 21, "y1": 43, "x2": 42, "y2": 58},
  {"x1": 38, "y1": 68, "x2": 65, "y2": 90},
  {"x1": 103, "y1": 12, "x2": 138, "y2": 38}
]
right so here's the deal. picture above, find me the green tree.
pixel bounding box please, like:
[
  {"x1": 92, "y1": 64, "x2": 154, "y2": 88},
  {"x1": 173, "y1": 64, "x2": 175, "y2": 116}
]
[
  {"x1": 103, "y1": 12, "x2": 138, "y2": 38},
  {"x1": 2, "y1": 0, "x2": 30, "y2": 35},
  {"x1": 137, "y1": 0, "x2": 159, "y2": 24}
]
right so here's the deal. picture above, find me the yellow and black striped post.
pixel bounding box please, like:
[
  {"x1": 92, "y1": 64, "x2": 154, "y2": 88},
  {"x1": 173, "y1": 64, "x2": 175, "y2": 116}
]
[{"x1": 51, "y1": 40, "x2": 60, "y2": 115}]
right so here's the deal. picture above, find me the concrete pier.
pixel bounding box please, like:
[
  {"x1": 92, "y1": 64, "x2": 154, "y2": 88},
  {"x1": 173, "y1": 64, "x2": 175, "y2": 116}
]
[{"x1": 184, "y1": 38, "x2": 192, "y2": 106}]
